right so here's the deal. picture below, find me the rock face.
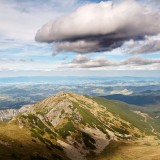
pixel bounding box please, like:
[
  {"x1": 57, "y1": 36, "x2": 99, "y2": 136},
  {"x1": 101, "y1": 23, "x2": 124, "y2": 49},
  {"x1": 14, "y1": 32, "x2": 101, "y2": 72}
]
[
  {"x1": 0, "y1": 109, "x2": 18, "y2": 121},
  {"x1": 0, "y1": 104, "x2": 33, "y2": 121},
  {"x1": 18, "y1": 104, "x2": 33, "y2": 113}
]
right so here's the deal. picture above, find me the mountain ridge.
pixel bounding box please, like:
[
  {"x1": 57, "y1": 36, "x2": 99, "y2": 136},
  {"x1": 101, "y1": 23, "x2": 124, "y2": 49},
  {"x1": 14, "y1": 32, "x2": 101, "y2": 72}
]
[{"x1": 0, "y1": 92, "x2": 160, "y2": 160}]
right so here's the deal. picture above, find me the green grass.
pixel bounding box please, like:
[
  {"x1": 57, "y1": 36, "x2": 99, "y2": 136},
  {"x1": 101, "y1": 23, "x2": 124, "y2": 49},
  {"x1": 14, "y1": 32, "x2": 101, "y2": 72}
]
[
  {"x1": 72, "y1": 101, "x2": 108, "y2": 135},
  {"x1": 20, "y1": 114, "x2": 65, "y2": 156},
  {"x1": 93, "y1": 97, "x2": 155, "y2": 135},
  {"x1": 111, "y1": 126, "x2": 130, "y2": 135},
  {"x1": 22, "y1": 114, "x2": 57, "y2": 138},
  {"x1": 57, "y1": 120, "x2": 75, "y2": 138}
]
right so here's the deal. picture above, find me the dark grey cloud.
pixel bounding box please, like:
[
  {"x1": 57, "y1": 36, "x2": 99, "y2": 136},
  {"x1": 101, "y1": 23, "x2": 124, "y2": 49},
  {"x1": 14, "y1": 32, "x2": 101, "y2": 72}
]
[{"x1": 36, "y1": 0, "x2": 160, "y2": 53}]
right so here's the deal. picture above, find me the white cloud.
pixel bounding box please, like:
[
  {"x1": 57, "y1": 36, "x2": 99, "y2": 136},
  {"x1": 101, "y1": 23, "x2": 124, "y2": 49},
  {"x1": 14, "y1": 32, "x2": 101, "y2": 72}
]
[
  {"x1": 110, "y1": 89, "x2": 133, "y2": 95},
  {"x1": 91, "y1": 88, "x2": 107, "y2": 95},
  {"x1": 64, "y1": 55, "x2": 160, "y2": 69},
  {"x1": 66, "y1": 55, "x2": 117, "y2": 68},
  {"x1": 0, "y1": 59, "x2": 61, "y2": 71},
  {"x1": 0, "y1": 0, "x2": 77, "y2": 41},
  {"x1": 36, "y1": 0, "x2": 160, "y2": 53},
  {"x1": 122, "y1": 57, "x2": 160, "y2": 66}
]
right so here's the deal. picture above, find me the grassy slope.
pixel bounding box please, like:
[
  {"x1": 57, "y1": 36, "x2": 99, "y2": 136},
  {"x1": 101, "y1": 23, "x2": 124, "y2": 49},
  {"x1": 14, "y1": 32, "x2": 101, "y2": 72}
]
[
  {"x1": 88, "y1": 97, "x2": 160, "y2": 160},
  {"x1": 92, "y1": 97, "x2": 160, "y2": 135},
  {"x1": 0, "y1": 122, "x2": 69, "y2": 160},
  {"x1": 0, "y1": 122, "x2": 48, "y2": 160},
  {"x1": 88, "y1": 140, "x2": 160, "y2": 160},
  {"x1": 102, "y1": 94, "x2": 160, "y2": 106},
  {"x1": 139, "y1": 104, "x2": 160, "y2": 133}
]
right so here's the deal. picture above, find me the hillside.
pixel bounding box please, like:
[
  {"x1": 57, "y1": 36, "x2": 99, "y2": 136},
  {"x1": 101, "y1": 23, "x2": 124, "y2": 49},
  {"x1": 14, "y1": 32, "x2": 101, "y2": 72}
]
[
  {"x1": 102, "y1": 93, "x2": 160, "y2": 106},
  {"x1": 93, "y1": 97, "x2": 160, "y2": 135},
  {"x1": 0, "y1": 92, "x2": 160, "y2": 160}
]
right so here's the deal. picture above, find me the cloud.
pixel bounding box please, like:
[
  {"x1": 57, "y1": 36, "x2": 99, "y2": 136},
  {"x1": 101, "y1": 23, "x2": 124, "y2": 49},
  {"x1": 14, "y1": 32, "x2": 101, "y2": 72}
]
[
  {"x1": 110, "y1": 89, "x2": 133, "y2": 95},
  {"x1": 36, "y1": 0, "x2": 160, "y2": 53},
  {"x1": 66, "y1": 55, "x2": 117, "y2": 68},
  {"x1": 8, "y1": 0, "x2": 78, "y2": 12},
  {"x1": 121, "y1": 57, "x2": 160, "y2": 66},
  {"x1": 124, "y1": 35, "x2": 160, "y2": 54},
  {"x1": 0, "y1": 58, "x2": 60, "y2": 71},
  {"x1": 149, "y1": 0, "x2": 160, "y2": 8},
  {"x1": 0, "y1": 0, "x2": 78, "y2": 41},
  {"x1": 54, "y1": 40, "x2": 101, "y2": 53},
  {"x1": 91, "y1": 88, "x2": 107, "y2": 95},
  {"x1": 72, "y1": 54, "x2": 90, "y2": 63},
  {"x1": 64, "y1": 55, "x2": 160, "y2": 68}
]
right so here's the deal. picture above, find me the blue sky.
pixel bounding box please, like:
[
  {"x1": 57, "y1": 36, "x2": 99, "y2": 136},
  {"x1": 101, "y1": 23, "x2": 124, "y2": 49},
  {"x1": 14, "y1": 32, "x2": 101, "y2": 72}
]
[{"x1": 0, "y1": 0, "x2": 160, "y2": 77}]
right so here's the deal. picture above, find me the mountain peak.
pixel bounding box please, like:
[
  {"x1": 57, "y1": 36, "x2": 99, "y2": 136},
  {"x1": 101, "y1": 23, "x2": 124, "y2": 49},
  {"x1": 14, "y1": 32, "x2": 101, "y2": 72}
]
[
  {"x1": 45, "y1": 91, "x2": 80, "y2": 102},
  {"x1": 15, "y1": 92, "x2": 145, "y2": 160},
  {"x1": 54, "y1": 91, "x2": 71, "y2": 97}
]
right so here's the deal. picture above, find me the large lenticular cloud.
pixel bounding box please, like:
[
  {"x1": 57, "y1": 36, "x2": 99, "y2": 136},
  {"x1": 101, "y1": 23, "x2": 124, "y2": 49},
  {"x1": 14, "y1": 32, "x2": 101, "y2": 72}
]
[{"x1": 35, "y1": 0, "x2": 160, "y2": 53}]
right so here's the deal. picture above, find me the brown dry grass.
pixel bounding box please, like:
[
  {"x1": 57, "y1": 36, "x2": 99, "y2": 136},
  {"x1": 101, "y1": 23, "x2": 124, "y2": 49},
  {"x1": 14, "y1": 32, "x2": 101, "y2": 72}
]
[
  {"x1": 91, "y1": 140, "x2": 160, "y2": 160},
  {"x1": 0, "y1": 122, "x2": 56, "y2": 160}
]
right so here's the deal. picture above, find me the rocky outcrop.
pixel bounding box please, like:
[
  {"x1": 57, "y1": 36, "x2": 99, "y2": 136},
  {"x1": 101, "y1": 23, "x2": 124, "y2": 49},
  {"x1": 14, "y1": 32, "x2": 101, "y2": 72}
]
[
  {"x1": 0, "y1": 104, "x2": 33, "y2": 121},
  {"x1": 0, "y1": 109, "x2": 18, "y2": 121}
]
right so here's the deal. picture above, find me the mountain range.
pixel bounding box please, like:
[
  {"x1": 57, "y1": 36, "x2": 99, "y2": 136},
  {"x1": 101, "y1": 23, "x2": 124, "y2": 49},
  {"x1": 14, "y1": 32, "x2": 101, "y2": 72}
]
[
  {"x1": 102, "y1": 90, "x2": 160, "y2": 106},
  {"x1": 0, "y1": 92, "x2": 160, "y2": 160}
]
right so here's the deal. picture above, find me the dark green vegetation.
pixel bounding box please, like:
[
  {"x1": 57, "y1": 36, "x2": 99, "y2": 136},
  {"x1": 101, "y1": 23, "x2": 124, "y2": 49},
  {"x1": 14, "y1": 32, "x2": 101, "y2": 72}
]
[
  {"x1": 82, "y1": 132, "x2": 96, "y2": 150},
  {"x1": 56, "y1": 121, "x2": 75, "y2": 138}
]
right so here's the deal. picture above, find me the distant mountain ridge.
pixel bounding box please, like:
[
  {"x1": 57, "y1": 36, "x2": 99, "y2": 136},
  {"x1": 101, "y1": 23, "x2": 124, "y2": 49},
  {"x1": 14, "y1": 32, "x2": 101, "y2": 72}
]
[
  {"x1": 0, "y1": 76, "x2": 159, "y2": 84},
  {"x1": 102, "y1": 93, "x2": 160, "y2": 106}
]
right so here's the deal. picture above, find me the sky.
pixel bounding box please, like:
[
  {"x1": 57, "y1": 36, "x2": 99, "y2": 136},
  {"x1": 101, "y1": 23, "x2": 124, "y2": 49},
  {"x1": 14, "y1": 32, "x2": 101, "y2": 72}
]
[{"x1": 0, "y1": 0, "x2": 160, "y2": 77}]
